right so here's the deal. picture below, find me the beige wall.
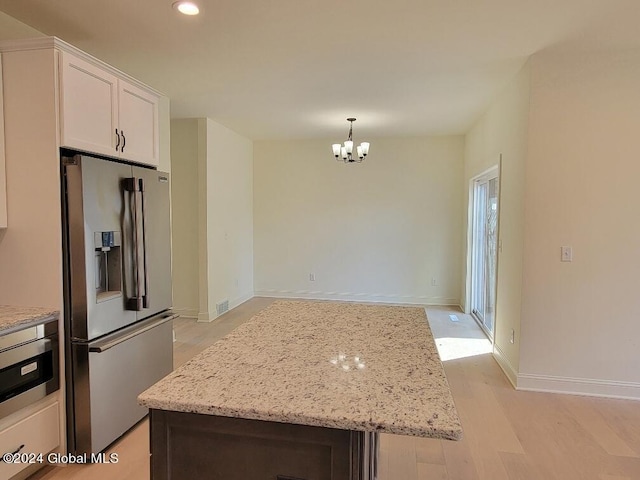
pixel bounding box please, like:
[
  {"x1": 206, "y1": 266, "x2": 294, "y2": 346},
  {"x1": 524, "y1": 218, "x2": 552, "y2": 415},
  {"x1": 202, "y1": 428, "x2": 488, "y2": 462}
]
[
  {"x1": 463, "y1": 61, "x2": 531, "y2": 382},
  {"x1": 0, "y1": 48, "x2": 61, "y2": 309},
  {"x1": 254, "y1": 136, "x2": 464, "y2": 304},
  {"x1": 205, "y1": 119, "x2": 254, "y2": 316},
  {"x1": 169, "y1": 119, "x2": 200, "y2": 316},
  {"x1": 518, "y1": 49, "x2": 640, "y2": 397},
  {"x1": 0, "y1": 11, "x2": 46, "y2": 230},
  {"x1": 0, "y1": 11, "x2": 43, "y2": 41},
  {"x1": 170, "y1": 118, "x2": 254, "y2": 320}
]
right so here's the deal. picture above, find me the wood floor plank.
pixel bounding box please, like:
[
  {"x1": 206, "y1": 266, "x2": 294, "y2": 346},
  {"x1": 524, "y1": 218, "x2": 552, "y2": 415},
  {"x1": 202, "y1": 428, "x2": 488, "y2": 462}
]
[
  {"x1": 382, "y1": 434, "x2": 418, "y2": 480},
  {"x1": 462, "y1": 360, "x2": 525, "y2": 455},
  {"x1": 598, "y1": 399, "x2": 640, "y2": 455},
  {"x1": 449, "y1": 396, "x2": 509, "y2": 480},
  {"x1": 414, "y1": 437, "x2": 445, "y2": 465},
  {"x1": 498, "y1": 451, "x2": 549, "y2": 480},
  {"x1": 561, "y1": 395, "x2": 639, "y2": 458},
  {"x1": 440, "y1": 433, "x2": 480, "y2": 480},
  {"x1": 417, "y1": 462, "x2": 448, "y2": 480}
]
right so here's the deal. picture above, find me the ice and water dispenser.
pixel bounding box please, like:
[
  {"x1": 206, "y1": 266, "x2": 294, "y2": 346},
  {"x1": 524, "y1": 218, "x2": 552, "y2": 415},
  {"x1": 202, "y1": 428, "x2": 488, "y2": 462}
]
[{"x1": 94, "y1": 231, "x2": 122, "y2": 302}]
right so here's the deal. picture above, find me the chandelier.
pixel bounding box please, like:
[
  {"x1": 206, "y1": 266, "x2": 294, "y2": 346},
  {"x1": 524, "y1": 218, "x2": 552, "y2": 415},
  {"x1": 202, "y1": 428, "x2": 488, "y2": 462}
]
[{"x1": 331, "y1": 118, "x2": 370, "y2": 163}]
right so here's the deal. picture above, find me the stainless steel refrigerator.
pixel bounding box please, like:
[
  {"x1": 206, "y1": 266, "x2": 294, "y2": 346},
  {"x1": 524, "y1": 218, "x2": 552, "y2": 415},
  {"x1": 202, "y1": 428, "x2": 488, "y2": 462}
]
[{"x1": 61, "y1": 152, "x2": 174, "y2": 455}]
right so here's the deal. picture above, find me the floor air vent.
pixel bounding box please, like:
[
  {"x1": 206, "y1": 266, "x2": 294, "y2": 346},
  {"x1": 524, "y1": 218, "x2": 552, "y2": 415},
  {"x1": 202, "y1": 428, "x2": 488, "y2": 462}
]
[{"x1": 216, "y1": 300, "x2": 229, "y2": 316}]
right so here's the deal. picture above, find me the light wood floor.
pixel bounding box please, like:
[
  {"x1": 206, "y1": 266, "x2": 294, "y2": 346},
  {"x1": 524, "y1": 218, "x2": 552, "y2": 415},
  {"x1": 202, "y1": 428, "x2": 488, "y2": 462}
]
[{"x1": 30, "y1": 298, "x2": 640, "y2": 480}]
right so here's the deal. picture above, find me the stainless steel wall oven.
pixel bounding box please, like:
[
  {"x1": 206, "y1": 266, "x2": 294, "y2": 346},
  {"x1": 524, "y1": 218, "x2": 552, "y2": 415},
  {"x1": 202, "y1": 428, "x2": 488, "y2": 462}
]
[{"x1": 0, "y1": 320, "x2": 59, "y2": 419}]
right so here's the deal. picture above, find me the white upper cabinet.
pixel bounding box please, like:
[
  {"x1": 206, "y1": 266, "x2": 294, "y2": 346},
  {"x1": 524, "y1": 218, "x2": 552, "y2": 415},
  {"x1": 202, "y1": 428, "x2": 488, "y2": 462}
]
[
  {"x1": 117, "y1": 80, "x2": 159, "y2": 166},
  {"x1": 59, "y1": 52, "x2": 118, "y2": 158},
  {"x1": 59, "y1": 51, "x2": 160, "y2": 167}
]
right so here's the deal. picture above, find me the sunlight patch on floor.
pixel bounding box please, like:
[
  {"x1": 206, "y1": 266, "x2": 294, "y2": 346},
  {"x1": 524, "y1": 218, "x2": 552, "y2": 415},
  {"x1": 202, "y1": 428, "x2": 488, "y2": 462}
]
[{"x1": 435, "y1": 336, "x2": 492, "y2": 361}]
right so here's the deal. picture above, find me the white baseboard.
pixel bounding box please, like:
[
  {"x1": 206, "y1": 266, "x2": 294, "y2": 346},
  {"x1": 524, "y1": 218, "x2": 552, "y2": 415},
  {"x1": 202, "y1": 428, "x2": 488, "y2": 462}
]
[
  {"x1": 229, "y1": 291, "x2": 254, "y2": 311},
  {"x1": 493, "y1": 343, "x2": 518, "y2": 388},
  {"x1": 197, "y1": 291, "x2": 255, "y2": 323},
  {"x1": 517, "y1": 373, "x2": 640, "y2": 401},
  {"x1": 254, "y1": 289, "x2": 459, "y2": 306},
  {"x1": 171, "y1": 307, "x2": 198, "y2": 319}
]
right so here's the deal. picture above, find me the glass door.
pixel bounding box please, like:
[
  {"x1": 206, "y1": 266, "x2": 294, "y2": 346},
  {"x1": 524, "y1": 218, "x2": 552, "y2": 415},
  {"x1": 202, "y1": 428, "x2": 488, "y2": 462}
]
[{"x1": 470, "y1": 171, "x2": 499, "y2": 338}]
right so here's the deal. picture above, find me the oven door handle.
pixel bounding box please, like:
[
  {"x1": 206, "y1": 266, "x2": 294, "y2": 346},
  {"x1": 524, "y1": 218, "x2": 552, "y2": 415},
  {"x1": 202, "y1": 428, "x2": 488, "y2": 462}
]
[
  {"x1": 88, "y1": 313, "x2": 176, "y2": 353},
  {"x1": 0, "y1": 338, "x2": 52, "y2": 370}
]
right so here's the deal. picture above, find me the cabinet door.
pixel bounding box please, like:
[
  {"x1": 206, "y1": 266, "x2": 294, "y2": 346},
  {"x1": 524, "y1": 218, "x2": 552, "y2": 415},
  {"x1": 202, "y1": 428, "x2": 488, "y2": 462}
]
[
  {"x1": 118, "y1": 80, "x2": 159, "y2": 167},
  {"x1": 0, "y1": 401, "x2": 59, "y2": 479},
  {"x1": 59, "y1": 51, "x2": 119, "y2": 158}
]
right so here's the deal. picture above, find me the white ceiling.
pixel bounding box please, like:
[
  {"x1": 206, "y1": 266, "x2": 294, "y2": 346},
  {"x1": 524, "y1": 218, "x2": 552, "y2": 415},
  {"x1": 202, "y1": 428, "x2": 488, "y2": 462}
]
[{"x1": 1, "y1": 1, "x2": 639, "y2": 140}]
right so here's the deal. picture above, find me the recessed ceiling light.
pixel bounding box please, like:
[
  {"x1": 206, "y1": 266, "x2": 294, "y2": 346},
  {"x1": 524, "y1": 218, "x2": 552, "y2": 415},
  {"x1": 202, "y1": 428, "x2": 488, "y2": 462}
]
[{"x1": 173, "y1": 1, "x2": 199, "y2": 15}]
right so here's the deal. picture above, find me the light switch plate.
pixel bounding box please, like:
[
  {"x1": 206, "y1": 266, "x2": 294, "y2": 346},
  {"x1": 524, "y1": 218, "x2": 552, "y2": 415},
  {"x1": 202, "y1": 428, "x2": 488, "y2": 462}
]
[{"x1": 561, "y1": 246, "x2": 572, "y2": 262}]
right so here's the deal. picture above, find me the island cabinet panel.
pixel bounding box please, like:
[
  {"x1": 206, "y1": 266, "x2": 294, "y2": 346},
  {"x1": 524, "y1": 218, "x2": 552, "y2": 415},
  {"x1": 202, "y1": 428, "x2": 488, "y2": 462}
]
[
  {"x1": 59, "y1": 50, "x2": 160, "y2": 167},
  {"x1": 150, "y1": 410, "x2": 366, "y2": 480}
]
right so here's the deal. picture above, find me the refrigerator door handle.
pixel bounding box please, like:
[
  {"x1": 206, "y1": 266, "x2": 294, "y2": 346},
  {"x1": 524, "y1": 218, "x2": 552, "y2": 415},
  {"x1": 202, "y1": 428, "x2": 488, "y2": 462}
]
[
  {"x1": 124, "y1": 177, "x2": 143, "y2": 311},
  {"x1": 88, "y1": 313, "x2": 177, "y2": 353},
  {"x1": 139, "y1": 178, "x2": 150, "y2": 309}
]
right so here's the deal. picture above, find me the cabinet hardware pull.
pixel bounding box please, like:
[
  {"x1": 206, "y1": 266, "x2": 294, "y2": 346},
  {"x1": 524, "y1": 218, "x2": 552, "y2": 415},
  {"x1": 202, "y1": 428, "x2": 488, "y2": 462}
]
[
  {"x1": 1, "y1": 444, "x2": 25, "y2": 461},
  {"x1": 122, "y1": 131, "x2": 126, "y2": 153},
  {"x1": 115, "y1": 129, "x2": 121, "y2": 151}
]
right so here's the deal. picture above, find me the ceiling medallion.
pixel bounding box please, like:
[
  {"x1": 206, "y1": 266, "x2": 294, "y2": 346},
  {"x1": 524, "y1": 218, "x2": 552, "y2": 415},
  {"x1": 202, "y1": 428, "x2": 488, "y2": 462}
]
[{"x1": 331, "y1": 118, "x2": 370, "y2": 163}]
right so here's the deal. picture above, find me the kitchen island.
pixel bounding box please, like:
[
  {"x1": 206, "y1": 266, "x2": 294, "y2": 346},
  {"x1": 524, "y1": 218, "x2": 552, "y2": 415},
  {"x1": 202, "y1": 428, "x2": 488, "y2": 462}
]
[{"x1": 139, "y1": 300, "x2": 462, "y2": 480}]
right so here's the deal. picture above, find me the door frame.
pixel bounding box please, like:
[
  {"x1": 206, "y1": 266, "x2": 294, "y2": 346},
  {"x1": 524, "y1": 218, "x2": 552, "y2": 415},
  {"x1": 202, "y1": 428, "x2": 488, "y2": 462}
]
[{"x1": 464, "y1": 160, "x2": 502, "y2": 341}]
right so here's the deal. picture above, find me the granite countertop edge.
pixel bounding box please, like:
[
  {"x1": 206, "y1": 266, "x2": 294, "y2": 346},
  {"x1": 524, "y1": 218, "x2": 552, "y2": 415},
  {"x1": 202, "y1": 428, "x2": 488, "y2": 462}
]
[
  {"x1": 139, "y1": 396, "x2": 463, "y2": 440},
  {"x1": 0, "y1": 306, "x2": 60, "y2": 336}
]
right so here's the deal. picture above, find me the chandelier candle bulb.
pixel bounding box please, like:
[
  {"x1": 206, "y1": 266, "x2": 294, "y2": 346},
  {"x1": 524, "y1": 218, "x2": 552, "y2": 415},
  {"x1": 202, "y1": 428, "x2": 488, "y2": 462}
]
[
  {"x1": 332, "y1": 144, "x2": 341, "y2": 157},
  {"x1": 344, "y1": 140, "x2": 353, "y2": 154}
]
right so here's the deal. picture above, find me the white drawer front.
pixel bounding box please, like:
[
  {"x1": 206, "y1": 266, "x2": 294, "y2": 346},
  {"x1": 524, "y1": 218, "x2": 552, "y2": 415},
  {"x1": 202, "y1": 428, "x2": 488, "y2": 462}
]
[{"x1": 0, "y1": 402, "x2": 59, "y2": 479}]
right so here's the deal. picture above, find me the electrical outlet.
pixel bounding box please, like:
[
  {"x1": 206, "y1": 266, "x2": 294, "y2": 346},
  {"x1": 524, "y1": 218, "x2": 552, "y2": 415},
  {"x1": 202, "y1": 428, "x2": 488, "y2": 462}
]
[
  {"x1": 309, "y1": 273, "x2": 316, "y2": 282},
  {"x1": 510, "y1": 329, "x2": 515, "y2": 344}
]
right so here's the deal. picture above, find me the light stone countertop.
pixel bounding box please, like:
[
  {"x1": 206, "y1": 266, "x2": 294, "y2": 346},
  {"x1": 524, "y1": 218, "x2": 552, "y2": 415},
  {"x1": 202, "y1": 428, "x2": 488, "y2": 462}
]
[
  {"x1": 0, "y1": 305, "x2": 59, "y2": 336},
  {"x1": 139, "y1": 300, "x2": 463, "y2": 440}
]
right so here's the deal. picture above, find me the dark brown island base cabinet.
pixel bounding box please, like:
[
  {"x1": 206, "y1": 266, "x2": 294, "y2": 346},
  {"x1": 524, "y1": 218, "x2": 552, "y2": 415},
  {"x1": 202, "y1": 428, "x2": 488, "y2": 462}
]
[{"x1": 150, "y1": 409, "x2": 379, "y2": 480}]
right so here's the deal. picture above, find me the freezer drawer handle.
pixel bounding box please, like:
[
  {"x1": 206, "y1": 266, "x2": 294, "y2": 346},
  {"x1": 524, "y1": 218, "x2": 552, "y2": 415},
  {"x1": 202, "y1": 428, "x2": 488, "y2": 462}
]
[{"x1": 88, "y1": 314, "x2": 177, "y2": 353}]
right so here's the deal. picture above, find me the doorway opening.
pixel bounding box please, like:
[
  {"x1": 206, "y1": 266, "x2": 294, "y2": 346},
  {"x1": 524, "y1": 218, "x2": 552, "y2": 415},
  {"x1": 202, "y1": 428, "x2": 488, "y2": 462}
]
[{"x1": 468, "y1": 166, "x2": 499, "y2": 340}]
